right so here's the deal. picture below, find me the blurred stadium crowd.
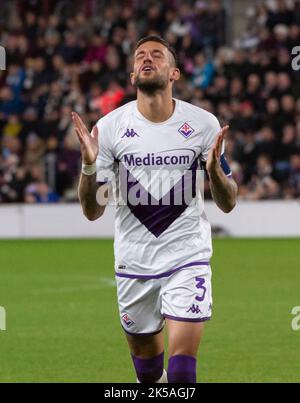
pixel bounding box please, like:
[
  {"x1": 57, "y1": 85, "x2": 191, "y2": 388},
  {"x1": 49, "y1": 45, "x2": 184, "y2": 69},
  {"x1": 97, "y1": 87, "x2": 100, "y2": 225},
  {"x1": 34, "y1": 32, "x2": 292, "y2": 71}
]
[{"x1": 0, "y1": 0, "x2": 300, "y2": 203}]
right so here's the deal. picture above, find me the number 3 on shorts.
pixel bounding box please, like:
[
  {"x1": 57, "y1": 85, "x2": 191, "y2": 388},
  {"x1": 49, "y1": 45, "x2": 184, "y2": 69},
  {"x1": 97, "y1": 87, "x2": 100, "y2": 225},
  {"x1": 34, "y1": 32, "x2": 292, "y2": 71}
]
[{"x1": 195, "y1": 277, "x2": 206, "y2": 302}]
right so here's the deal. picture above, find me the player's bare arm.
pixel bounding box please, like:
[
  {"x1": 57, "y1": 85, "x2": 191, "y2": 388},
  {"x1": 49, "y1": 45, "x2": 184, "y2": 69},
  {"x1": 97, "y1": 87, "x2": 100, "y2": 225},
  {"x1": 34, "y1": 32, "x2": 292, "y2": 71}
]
[
  {"x1": 72, "y1": 112, "x2": 107, "y2": 221},
  {"x1": 206, "y1": 125, "x2": 238, "y2": 213}
]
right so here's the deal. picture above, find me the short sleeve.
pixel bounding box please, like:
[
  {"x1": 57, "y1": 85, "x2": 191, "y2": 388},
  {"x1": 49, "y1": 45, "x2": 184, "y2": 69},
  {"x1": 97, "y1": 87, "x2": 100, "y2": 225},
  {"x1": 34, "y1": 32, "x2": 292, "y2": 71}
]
[{"x1": 95, "y1": 117, "x2": 115, "y2": 183}]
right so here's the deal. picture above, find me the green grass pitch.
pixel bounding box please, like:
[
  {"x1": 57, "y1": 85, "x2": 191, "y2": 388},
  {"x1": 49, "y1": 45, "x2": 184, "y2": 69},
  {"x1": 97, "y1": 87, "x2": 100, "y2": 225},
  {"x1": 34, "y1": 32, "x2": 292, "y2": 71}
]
[{"x1": 0, "y1": 238, "x2": 299, "y2": 383}]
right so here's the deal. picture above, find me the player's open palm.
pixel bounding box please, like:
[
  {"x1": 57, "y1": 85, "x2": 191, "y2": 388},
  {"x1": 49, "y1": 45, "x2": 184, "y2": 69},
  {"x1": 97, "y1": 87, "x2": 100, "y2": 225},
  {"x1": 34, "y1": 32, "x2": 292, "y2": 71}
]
[
  {"x1": 72, "y1": 112, "x2": 99, "y2": 164},
  {"x1": 206, "y1": 125, "x2": 229, "y2": 174}
]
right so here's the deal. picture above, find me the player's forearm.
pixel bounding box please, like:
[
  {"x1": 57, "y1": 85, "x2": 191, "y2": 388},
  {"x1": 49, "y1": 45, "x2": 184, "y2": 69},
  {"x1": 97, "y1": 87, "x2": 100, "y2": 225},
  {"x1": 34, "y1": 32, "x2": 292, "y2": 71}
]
[
  {"x1": 207, "y1": 167, "x2": 237, "y2": 213},
  {"x1": 78, "y1": 173, "x2": 105, "y2": 221}
]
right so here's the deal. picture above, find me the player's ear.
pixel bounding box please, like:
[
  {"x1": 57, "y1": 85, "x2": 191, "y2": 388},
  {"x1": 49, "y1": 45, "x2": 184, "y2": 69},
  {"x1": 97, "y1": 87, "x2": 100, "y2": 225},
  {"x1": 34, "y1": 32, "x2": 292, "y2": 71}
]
[
  {"x1": 170, "y1": 68, "x2": 180, "y2": 82},
  {"x1": 130, "y1": 72, "x2": 135, "y2": 85}
]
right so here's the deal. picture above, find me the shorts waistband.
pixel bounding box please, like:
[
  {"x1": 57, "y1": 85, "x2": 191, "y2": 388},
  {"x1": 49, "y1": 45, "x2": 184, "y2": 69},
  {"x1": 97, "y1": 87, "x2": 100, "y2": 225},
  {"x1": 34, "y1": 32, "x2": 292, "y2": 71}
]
[{"x1": 115, "y1": 260, "x2": 210, "y2": 280}]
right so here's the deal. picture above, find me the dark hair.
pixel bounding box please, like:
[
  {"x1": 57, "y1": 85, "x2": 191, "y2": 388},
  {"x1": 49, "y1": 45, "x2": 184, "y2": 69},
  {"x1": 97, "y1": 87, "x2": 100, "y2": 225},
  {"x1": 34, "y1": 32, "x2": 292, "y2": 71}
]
[{"x1": 135, "y1": 35, "x2": 178, "y2": 67}]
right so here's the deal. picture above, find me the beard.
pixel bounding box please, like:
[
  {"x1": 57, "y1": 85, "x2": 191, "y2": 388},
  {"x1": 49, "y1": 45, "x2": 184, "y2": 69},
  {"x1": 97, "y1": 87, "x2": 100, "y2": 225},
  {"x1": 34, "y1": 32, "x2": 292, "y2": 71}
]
[{"x1": 135, "y1": 73, "x2": 168, "y2": 95}]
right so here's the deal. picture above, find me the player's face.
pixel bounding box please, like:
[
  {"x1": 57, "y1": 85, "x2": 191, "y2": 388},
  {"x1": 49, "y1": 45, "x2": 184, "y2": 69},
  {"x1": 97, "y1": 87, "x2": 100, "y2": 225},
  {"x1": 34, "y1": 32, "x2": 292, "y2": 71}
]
[{"x1": 131, "y1": 41, "x2": 179, "y2": 95}]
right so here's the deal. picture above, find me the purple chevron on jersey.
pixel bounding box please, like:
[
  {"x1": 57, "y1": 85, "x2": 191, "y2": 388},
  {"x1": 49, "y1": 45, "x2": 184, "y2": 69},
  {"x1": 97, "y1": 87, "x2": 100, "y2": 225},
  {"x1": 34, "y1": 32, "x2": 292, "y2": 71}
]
[
  {"x1": 119, "y1": 159, "x2": 198, "y2": 237},
  {"x1": 178, "y1": 122, "x2": 195, "y2": 138}
]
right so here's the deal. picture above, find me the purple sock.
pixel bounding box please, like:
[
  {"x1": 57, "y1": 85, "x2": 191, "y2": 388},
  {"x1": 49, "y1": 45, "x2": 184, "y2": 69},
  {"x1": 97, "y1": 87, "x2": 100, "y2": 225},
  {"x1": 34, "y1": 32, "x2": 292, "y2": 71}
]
[
  {"x1": 168, "y1": 355, "x2": 197, "y2": 383},
  {"x1": 131, "y1": 352, "x2": 164, "y2": 383}
]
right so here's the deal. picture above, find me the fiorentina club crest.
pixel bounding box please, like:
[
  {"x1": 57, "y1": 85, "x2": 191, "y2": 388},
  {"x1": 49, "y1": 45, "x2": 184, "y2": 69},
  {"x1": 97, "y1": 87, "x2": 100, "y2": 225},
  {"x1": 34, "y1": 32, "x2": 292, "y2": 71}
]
[
  {"x1": 178, "y1": 122, "x2": 195, "y2": 138},
  {"x1": 122, "y1": 313, "x2": 134, "y2": 328}
]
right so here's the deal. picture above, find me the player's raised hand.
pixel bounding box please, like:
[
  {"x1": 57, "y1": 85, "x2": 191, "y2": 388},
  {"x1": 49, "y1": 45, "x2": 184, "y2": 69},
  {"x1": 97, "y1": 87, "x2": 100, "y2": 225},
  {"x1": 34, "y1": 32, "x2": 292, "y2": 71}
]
[
  {"x1": 206, "y1": 125, "x2": 229, "y2": 175},
  {"x1": 72, "y1": 112, "x2": 99, "y2": 164}
]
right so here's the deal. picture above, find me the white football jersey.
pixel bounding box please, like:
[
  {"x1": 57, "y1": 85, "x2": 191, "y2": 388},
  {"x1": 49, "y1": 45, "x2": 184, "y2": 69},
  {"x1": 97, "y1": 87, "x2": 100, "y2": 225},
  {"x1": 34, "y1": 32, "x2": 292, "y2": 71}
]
[{"x1": 96, "y1": 98, "x2": 229, "y2": 279}]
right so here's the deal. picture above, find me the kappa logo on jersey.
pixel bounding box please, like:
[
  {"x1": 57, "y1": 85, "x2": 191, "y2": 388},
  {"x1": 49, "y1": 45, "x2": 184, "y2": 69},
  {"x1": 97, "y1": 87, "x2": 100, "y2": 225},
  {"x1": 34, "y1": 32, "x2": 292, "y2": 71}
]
[
  {"x1": 186, "y1": 304, "x2": 202, "y2": 314},
  {"x1": 122, "y1": 313, "x2": 134, "y2": 327},
  {"x1": 121, "y1": 129, "x2": 140, "y2": 138},
  {"x1": 178, "y1": 122, "x2": 194, "y2": 138}
]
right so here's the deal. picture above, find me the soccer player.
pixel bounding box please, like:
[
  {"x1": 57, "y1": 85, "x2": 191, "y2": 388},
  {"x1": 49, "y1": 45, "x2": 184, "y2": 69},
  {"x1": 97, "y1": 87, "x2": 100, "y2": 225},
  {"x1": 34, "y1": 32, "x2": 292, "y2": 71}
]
[{"x1": 72, "y1": 35, "x2": 237, "y2": 383}]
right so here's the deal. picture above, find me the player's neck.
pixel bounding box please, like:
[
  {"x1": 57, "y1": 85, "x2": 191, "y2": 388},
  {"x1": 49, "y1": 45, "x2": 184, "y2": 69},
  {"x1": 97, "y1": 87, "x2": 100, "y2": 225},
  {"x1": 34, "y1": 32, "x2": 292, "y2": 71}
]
[{"x1": 136, "y1": 92, "x2": 175, "y2": 123}]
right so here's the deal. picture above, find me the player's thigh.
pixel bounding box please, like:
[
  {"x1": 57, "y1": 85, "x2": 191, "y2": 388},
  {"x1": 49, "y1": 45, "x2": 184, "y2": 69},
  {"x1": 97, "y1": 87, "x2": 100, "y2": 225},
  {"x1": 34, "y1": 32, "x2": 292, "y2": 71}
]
[
  {"x1": 116, "y1": 276, "x2": 165, "y2": 358},
  {"x1": 161, "y1": 265, "x2": 212, "y2": 357},
  {"x1": 166, "y1": 319, "x2": 205, "y2": 357},
  {"x1": 125, "y1": 329, "x2": 164, "y2": 358}
]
